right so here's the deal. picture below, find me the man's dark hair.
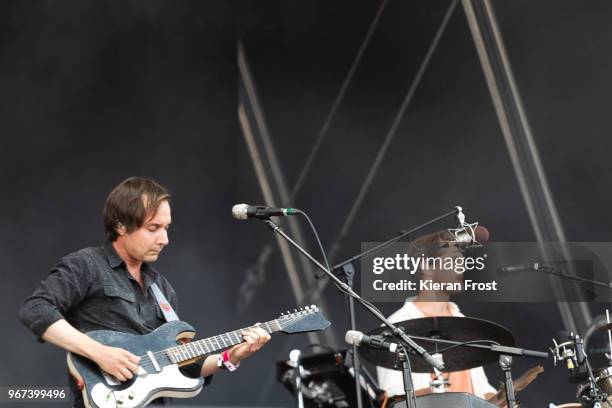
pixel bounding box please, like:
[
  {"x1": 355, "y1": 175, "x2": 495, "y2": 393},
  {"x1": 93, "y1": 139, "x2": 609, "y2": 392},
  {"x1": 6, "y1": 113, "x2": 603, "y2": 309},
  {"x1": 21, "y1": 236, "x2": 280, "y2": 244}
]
[{"x1": 103, "y1": 177, "x2": 171, "y2": 241}]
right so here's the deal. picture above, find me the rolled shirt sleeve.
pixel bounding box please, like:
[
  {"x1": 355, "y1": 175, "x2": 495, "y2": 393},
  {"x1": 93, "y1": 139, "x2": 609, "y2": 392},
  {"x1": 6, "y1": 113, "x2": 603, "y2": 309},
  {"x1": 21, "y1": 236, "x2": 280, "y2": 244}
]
[{"x1": 19, "y1": 253, "x2": 91, "y2": 341}]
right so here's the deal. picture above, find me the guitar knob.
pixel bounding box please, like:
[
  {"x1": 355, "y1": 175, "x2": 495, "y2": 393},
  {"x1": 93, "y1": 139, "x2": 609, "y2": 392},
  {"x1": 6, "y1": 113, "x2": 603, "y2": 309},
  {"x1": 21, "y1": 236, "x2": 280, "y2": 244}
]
[
  {"x1": 117, "y1": 396, "x2": 124, "y2": 404},
  {"x1": 128, "y1": 391, "x2": 135, "y2": 400}
]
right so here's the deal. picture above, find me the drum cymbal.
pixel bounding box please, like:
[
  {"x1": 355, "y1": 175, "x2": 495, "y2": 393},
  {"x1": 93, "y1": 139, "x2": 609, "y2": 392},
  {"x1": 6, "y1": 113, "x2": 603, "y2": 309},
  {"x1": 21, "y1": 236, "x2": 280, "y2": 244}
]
[{"x1": 360, "y1": 316, "x2": 515, "y2": 373}]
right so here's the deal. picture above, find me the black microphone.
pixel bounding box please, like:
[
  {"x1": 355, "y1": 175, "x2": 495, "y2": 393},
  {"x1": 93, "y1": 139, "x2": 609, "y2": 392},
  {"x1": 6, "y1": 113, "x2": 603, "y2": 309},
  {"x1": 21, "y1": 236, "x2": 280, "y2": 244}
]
[
  {"x1": 232, "y1": 204, "x2": 299, "y2": 220},
  {"x1": 345, "y1": 330, "x2": 399, "y2": 353},
  {"x1": 498, "y1": 262, "x2": 543, "y2": 275}
]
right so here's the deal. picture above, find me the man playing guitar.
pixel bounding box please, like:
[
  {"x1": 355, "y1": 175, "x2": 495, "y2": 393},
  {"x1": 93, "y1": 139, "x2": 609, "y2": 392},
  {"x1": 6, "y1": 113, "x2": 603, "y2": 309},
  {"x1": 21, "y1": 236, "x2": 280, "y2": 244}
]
[{"x1": 19, "y1": 177, "x2": 271, "y2": 407}]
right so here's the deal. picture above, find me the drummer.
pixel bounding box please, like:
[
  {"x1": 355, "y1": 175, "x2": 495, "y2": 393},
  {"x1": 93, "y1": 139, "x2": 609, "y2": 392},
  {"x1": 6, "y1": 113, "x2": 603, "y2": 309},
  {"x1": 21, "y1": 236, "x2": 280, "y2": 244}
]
[{"x1": 376, "y1": 229, "x2": 499, "y2": 402}]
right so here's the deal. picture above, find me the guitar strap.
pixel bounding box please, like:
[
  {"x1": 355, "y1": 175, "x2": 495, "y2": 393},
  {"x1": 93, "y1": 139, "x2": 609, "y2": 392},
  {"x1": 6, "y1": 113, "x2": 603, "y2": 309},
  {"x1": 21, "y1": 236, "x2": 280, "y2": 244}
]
[{"x1": 150, "y1": 283, "x2": 179, "y2": 322}]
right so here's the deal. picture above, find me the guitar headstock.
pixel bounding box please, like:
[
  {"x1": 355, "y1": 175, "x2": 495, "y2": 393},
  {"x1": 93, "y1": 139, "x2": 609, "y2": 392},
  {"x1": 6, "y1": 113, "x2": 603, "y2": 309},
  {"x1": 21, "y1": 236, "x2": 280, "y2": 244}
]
[{"x1": 277, "y1": 305, "x2": 331, "y2": 334}]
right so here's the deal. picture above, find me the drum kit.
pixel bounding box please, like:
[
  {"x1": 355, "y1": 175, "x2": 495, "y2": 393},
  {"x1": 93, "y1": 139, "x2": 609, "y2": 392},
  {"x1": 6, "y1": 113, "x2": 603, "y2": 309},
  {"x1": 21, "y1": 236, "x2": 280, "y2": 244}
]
[
  {"x1": 278, "y1": 311, "x2": 612, "y2": 407},
  {"x1": 278, "y1": 315, "x2": 546, "y2": 408}
]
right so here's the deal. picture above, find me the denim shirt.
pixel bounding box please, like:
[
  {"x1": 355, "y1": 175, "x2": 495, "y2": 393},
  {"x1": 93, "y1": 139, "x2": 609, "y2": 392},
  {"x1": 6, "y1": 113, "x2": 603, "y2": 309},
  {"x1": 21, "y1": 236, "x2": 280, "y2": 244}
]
[{"x1": 19, "y1": 242, "x2": 209, "y2": 406}]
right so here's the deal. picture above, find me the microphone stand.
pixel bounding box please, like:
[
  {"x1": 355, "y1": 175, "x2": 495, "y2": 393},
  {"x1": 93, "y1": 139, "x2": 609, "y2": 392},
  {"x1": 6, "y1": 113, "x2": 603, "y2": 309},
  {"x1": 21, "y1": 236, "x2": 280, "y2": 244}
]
[
  {"x1": 262, "y1": 219, "x2": 449, "y2": 408},
  {"x1": 326, "y1": 207, "x2": 463, "y2": 407},
  {"x1": 322, "y1": 207, "x2": 462, "y2": 280},
  {"x1": 537, "y1": 264, "x2": 612, "y2": 291},
  {"x1": 342, "y1": 263, "x2": 364, "y2": 408}
]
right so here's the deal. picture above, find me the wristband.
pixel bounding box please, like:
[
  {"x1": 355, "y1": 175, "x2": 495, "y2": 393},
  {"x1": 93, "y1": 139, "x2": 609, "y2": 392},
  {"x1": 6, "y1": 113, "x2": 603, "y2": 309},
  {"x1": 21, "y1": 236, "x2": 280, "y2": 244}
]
[{"x1": 219, "y1": 349, "x2": 239, "y2": 372}]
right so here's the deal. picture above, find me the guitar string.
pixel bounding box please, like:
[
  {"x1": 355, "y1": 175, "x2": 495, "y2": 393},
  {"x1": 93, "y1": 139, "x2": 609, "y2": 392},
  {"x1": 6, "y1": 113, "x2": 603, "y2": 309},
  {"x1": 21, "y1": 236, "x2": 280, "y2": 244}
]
[
  {"x1": 135, "y1": 315, "x2": 305, "y2": 371},
  {"x1": 133, "y1": 314, "x2": 312, "y2": 372}
]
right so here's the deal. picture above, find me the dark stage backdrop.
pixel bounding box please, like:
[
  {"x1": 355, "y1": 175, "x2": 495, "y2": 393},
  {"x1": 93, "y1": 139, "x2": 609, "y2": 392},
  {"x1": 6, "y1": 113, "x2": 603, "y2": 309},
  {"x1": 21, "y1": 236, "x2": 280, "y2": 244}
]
[{"x1": 2, "y1": 0, "x2": 612, "y2": 407}]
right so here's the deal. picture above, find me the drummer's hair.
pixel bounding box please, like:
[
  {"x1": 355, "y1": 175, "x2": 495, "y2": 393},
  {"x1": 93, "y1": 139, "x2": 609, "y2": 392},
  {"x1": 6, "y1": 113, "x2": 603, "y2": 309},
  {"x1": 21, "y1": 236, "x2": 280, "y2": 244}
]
[
  {"x1": 407, "y1": 230, "x2": 455, "y2": 276},
  {"x1": 409, "y1": 230, "x2": 454, "y2": 258}
]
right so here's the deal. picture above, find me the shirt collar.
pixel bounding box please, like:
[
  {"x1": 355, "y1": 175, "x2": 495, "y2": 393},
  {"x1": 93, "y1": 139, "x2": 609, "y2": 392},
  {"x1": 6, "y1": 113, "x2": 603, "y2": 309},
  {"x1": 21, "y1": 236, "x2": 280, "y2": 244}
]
[
  {"x1": 103, "y1": 241, "x2": 124, "y2": 268},
  {"x1": 402, "y1": 297, "x2": 462, "y2": 317},
  {"x1": 101, "y1": 241, "x2": 160, "y2": 279}
]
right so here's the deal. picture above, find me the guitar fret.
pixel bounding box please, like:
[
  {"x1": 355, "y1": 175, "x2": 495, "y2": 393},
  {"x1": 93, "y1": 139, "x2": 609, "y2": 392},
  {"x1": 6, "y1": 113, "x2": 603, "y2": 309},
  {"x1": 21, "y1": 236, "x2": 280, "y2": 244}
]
[
  {"x1": 187, "y1": 343, "x2": 196, "y2": 358},
  {"x1": 203, "y1": 340, "x2": 210, "y2": 353},
  {"x1": 207, "y1": 338, "x2": 215, "y2": 352},
  {"x1": 219, "y1": 335, "x2": 227, "y2": 348},
  {"x1": 232, "y1": 330, "x2": 241, "y2": 343},
  {"x1": 166, "y1": 348, "x2": 176, "y2": 364},
  {"x1": 264, "y1": 321, "x2": 272, "y2": 333},
  {"x1": 195, "y1": 341, "x2": 205, "y2": 355}
]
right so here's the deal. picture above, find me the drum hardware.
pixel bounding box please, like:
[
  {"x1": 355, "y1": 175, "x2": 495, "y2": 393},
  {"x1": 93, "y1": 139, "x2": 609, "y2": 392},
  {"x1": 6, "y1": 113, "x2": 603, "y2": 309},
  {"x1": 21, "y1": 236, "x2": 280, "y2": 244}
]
[
  {"x1": 390, "y1": 392, "x2": 497, "y2": 408},
  {"x1": 551, "y1": 310, "x2": 612, "y2": 407},
  {"x1": 277, "y1": 349, "x2": 385, "y2": 408},
  {"x1": 359, "y1": 316, "x2": 516, "y2": 373},
  {"x1": 289, "y1": 349, "x2": 306, "y2": 408},
  {"x1": 360, "y1": 316, "x2": 547, "y2": 408},
  {"x1": 429, "y1": 353, "x2": 449, "y2": 394}
]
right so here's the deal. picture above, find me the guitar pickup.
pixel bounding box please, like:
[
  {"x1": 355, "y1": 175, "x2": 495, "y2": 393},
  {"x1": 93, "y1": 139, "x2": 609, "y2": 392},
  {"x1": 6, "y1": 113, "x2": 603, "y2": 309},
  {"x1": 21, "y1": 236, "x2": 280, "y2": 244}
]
[{"x1": 147, "y1": 351, "x2": 162, "y2": 373}]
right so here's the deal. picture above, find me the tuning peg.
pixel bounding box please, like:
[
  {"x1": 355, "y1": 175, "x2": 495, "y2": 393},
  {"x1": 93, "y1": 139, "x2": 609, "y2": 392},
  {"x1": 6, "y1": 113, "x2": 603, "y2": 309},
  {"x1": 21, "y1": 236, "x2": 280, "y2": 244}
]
[
  {"x1": 294, "y1": 308, "x2": 298, "y2": 312},
  {"x1": 305, "y1": 305, "x2": 310, "y2": 310},
  {"x1": 286, "y1": 310, "x2": 290, "y2": 315},
  {"x1": 281, "y1": 312, "x2": 284, "y2": 316}
]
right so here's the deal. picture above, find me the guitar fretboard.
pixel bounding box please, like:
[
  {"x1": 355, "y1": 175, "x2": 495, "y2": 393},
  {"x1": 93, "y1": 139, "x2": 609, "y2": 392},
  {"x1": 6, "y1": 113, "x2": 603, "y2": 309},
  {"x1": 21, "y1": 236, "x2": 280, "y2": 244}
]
[{"x1": 165, "y1": 320, "x2": 282, "y2": 363}]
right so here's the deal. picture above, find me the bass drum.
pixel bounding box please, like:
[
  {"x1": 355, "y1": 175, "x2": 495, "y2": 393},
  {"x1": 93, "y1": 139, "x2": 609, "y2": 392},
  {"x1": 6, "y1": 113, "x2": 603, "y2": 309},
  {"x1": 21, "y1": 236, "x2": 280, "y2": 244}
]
[{"x1": 390, "y1": 392, "x2": 496, "y2": 408}]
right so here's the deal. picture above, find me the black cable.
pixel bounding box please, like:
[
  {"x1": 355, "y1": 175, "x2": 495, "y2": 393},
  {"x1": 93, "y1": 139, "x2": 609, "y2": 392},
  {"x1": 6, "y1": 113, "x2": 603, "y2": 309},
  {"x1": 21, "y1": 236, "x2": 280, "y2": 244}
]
[
  {"x1": 296, "y1": 210, "x2": 331, "y2": 273},
  {"x1": 297, "y1": 209, "x2": 385, "y2": 325}
]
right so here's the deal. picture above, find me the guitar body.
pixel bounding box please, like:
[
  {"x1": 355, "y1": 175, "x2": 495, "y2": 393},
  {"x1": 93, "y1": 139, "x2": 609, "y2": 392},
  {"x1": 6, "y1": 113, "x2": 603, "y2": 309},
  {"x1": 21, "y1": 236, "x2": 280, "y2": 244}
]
[{"x1": 67, "y1": 321, "x2": 204, "y2": 408}]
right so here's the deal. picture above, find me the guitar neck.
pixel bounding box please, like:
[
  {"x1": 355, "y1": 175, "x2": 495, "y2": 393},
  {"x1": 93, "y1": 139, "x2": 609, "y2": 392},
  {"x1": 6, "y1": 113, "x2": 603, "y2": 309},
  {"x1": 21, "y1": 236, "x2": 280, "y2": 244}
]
[{"x1": 166, "y1": 320, "x2": 281, "y2": 364}]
